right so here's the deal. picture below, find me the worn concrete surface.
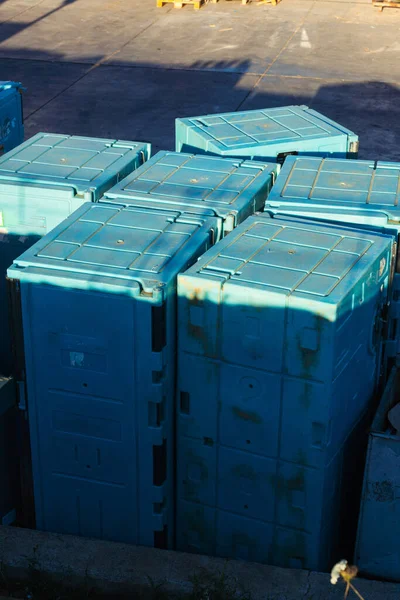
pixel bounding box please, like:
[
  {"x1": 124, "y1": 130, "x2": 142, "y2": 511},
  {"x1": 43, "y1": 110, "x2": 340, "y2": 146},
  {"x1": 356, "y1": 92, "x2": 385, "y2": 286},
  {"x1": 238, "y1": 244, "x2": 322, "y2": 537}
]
[
  {"x1": 0, "y1": 0, "x2": 398, "y2": 157},
  {"x1": 1, "y1": 525, "x2": 400, "y2": 599}
]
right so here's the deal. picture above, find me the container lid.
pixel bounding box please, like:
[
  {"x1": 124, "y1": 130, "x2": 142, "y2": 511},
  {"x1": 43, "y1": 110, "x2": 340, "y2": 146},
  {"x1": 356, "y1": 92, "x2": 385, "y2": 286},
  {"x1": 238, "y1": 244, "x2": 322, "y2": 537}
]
[
  {"x1": 181, "y1": 212, "x2": 393, "y2": 303},
  {"x1": 178, "y1": 106, "x2": 356, "y2": 150},
  {"x1": 0, "y1": 133, "x2": 150, "y2": 199},
  {"x1": 0, "y1": 81, "x2": 23, "y2": 92},
  {"x1": 266, "y1": 157, "x2": 400, "y2": 222},
  {"x1": 8, "y1": 202, "x2": 218, "y2": 297},
  {"x1": 0, "y1": 376, "x2": 15, "y2": 417},
  {"x1": 104, "y1": 151, "x2": 277, "y2": 220}
]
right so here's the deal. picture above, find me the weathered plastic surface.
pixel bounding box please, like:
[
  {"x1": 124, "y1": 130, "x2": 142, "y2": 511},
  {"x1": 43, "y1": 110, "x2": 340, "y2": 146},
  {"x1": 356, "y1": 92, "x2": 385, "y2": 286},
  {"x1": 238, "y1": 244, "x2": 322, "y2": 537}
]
[
  {"x1": 356, "y1": 367, "x2": 400, "y2": 581},
  {"x1": 265, "y1": 156, "x2": 400, "y2": 231},
  {"x1": 7, "y1": 202, "x2": 218, "y2": 547},
  {"x1": 176, "y1": 212, "x2": 394, "y2": 570},
  {"x1": 176, "y1": 106, "x2": 359, "y2": 162},
  {"x1": 103, "y1": 151, "x2": 278, "y2": 237},
  {"x1": 0, "y1": 376, "x2": 18, "y2": 526},
  {"x1": 0, "y1": 132, "x2": 151, "y2": 232},
  {"x1": 0, "y1": 81, "x2": 24, "y2": 154},
  {"x1": 0, "y1": 132, "x2": 151, "y2": 376},
  {"x1": 265, "y1": 156, "x2": 400, "y2": 379}
]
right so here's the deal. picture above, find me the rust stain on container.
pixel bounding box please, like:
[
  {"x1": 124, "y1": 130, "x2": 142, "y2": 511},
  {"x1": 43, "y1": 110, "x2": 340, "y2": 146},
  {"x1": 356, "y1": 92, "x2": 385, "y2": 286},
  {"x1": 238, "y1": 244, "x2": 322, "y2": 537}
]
[
  {"x1": 187, "y1": 507, "x2": 210, "y2": 545},
  {"x1": 295, "y1": 448, "x2": 308, "y2": 467},
  {"x1": 369, "y1": 480, "x2": 394, "y2": 502},
  {"x1": 188, "y1": 322, "x2": 205, "y2": 342},
  {"x1": 287, "y1": 470, "x2": 305, "y2": 492},
  {"x1": 277, "y1": 469, "x2": 305, "y2": 500},
  {"x1": 187, "y1": 286, "x2": 204, "y2": 304},
  {"x1": 232, "y1": 406, "x2": 263, "y2": 424},
  {"x1": 183, "y1": 450, "x2": 209, "y2": 501},
  {"x1": 298, "y1": 316, "x2": 324, "y2": 377},
  {"x1": 186, "y1": 284, "x2": 219, "y2": 358},
  {"x1": 300, "y1": 383, "x2": 312, "y2": 410},
  {"x1": 278, "y1": 531, "x2": 306, "y2": 569},
  {"x1": 232, "y1": 463, "x2": 257, "y2": 480}
]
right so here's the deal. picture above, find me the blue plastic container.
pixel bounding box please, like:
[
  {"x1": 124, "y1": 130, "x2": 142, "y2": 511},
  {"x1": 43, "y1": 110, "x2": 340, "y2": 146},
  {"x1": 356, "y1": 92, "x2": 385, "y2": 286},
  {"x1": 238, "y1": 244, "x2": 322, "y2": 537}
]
[
  {"x1": 7, "y1": 202, "x2": 219, "y2": 546},
  {"x1": 0, "y1": 81, "x2": 24, "y2": 155},
  {"x1": 0, "y1": 132, "x2": 151, "y2": 376},
  {"x1": 265, "y1": 156, "x2": 400, "y2": 376},
  {"x1": 0, "y1": 376, "x2": 18, "y2": 526},
  {"x1": 103, "y1": 151, "x2": 278, "y2": 238},
  {"x1": 175, "y1": 106, "x2": 359, "y2": 163},
  {"x1": 265, "y1": 157, "x2": 400, "y2": 232},
  {"x1": 176, "y1": 212, "x2": 394, "y2": 570},
  {"x1": 355, "y1": 367, "x2": 400, "y2": 582}
]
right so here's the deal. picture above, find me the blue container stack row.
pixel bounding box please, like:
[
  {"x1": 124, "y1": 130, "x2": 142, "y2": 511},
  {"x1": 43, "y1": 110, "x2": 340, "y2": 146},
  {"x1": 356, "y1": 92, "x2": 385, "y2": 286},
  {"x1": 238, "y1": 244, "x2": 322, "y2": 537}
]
[{"x1": 0, "y1": 101, "x2": 397, "y2": 575}]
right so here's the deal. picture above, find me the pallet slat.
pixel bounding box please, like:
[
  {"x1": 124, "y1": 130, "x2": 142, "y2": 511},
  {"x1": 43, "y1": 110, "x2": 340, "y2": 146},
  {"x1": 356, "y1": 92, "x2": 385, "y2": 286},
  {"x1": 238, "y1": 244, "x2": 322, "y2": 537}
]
[
  {"x1": 157, "y1": 0, "x2": 205, "y2": 8},
  {"x1": 373, "y1": 0, "x2": 400, "y2": 9},
  {"x1": 157, "y1": 0, "x2": 281, "y2": 6},
  {"x1": 256, "y1": 0, "x2": 281, "y2": 5}
]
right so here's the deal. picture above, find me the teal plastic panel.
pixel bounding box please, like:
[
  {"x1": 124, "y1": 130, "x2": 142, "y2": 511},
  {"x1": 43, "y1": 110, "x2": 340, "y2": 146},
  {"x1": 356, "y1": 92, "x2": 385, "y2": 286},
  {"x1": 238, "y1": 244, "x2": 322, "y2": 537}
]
[
  {"x1": 176, "y1": 212, "x2": 394, "y2": 570},
  {"x1": 356, "y1": 367, "x2": 400, "y2": 582},
  {"x1": 7, "y1": 202, "x2": 218, "y2": 547},
  {"x1": 0, "y1": 132, "x2": 151, "y2": 232},
  {"x1": 265, "y1": 156, "x2": 400, "y2": 380},
  {"x1": 0, "y1": 132, "x2": 151, "y2": 375},
  {"x1": 266, "y1": 156, "x2": 400, "y2": 231},
  {"x1": 176, "y1": 106, "x2": 359, "y2": 162},
  {"x1": 0, "y1": 81, "x2": 24, "y2": 154},
  {"x1": 103, "y1": 151, "x2": 278, "y2": 236}
]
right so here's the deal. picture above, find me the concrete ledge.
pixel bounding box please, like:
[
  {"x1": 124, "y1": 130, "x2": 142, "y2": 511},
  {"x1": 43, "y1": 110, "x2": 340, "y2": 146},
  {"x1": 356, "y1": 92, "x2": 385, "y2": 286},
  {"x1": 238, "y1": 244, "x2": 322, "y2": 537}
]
[{"x1": 1, "y1": 526, "x2": 400, "y2": 599}]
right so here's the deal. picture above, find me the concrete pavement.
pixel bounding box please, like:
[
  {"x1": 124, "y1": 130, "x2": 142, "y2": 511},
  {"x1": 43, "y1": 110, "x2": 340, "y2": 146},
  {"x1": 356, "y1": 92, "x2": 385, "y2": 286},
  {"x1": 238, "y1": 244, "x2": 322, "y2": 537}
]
[{"x1": 1, "y1": 525, "x2": 400, "y2": 599}]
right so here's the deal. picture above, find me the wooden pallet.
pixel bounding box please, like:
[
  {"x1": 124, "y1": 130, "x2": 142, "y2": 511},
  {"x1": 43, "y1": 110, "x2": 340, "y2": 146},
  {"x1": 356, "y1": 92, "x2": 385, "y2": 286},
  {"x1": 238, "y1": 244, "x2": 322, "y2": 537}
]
[
  {"x1": 256, "y1": 0, "x2": 281, "y2": 5},
  {"x1": 156, "y1": 0, "x2": 278, "y2": 7},
  {"x1": 209, "y1": 0, "x2": 250, "y2": 4},
  {"x1": 373, "y1": 0, "x2": 400, "y2": 9},
  {"x1": 157, "y1": 0, "x2": 206, "y2": 8}
]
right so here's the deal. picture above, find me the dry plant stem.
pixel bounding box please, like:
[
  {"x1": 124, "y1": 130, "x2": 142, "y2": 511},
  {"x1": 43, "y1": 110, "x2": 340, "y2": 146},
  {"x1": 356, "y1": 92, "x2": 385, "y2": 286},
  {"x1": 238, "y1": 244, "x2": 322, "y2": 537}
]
[
  {"x1": 349, "y1": 582, "x2": 366, "y2": 600},
  {"x1": 344, "y1": 582, "x2": 350, "y2": 600}
]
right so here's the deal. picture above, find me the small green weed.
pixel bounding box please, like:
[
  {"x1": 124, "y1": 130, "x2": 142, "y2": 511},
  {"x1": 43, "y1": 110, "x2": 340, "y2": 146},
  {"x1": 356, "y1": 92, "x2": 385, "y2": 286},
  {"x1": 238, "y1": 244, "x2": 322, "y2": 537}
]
[{"x1": 188, "y1": 566, "x2": 252, "y2": 600}]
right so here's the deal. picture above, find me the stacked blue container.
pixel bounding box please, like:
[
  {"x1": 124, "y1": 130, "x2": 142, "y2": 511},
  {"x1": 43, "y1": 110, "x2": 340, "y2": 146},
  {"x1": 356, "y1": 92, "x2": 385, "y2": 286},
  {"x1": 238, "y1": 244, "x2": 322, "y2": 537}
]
[
  {"x1": 0, "y1": 376, "x2": 18, "y2": 526},
  {"x1": 175, "y1": 106, "x2": 359, "y2": 163},
  {"x1": 355, "y1": 367, "x2": 400, "y2": 581},
  {"x1": 7, "y1": 202, "x2": 219, "y2": 546},
  {"x1": 176, "y1": 212, "x2": 394, "y2": 570},
  {"x1": 0, "y1": 132, "x2": 150, "y2": 375},
  {"x1": 0, "y1": 81, "x2": 24, "y2": 154},
  {"x1": 265, "y1": 156, "x2": 400, "y2": 373},
  {"x1": 265, "y1": 157, "x2": 400, "y2": 233},
  {"x1": 102, "y1": 151, "x2": 278, "y2": 238}
]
